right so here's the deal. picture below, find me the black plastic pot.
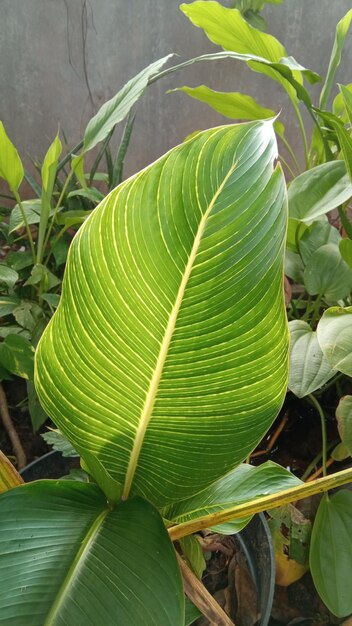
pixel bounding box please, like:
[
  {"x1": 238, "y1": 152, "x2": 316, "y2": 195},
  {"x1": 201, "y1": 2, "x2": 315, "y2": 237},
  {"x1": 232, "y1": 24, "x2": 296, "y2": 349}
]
[{"x1": 21, "y1": 451, "x2": 275, "y2": 626}]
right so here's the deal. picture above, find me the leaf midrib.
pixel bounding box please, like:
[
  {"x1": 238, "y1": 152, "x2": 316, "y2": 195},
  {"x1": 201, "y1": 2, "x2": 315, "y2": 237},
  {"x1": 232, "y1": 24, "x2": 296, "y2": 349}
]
[
  {"x1": 43, "y1": 507, "x2": 109, "y2": 625},
  {"x1": 122, "y1": 158, "x2": 237, "y2": 499}
]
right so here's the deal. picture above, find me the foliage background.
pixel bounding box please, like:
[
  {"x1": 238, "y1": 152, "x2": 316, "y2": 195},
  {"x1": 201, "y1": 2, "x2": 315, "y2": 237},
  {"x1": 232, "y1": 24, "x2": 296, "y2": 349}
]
[{"x1": 1, "y1": 0, "x2": 352, "y2": 179}]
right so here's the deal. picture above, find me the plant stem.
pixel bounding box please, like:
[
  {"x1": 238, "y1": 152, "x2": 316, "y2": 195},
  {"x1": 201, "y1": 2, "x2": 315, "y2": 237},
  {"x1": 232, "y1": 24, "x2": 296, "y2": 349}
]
[
  {"x1": 291, "y1": 99, "x2": 309, "y2": 169},
  {"x1": 278, "y1": 153, "x2": 296, "y2": 179},
  {"x1": 307, "y1": 394, "x2": 327, "y2": 477},
  {"x1": 13, "y1": 191, "x2": 36, "y2": 263},
  {"x1": 280, "y1": 134, "x2": 301, "y2": 175},
  {"x1": 0, "y1": 384, "x2": 27, "y2": 469},
  {"x1": 42, "y1": 168, "x2": 74, "y2": 266},
  {"x1": 168, "y1": 467, "x2": 352, "y2": 541},
  {"x1": 176, "y1": 552, "x2": 235, "y2": 626},
  {"x1": 57, "y1": 140, "x2": 84, "y2": 173}
]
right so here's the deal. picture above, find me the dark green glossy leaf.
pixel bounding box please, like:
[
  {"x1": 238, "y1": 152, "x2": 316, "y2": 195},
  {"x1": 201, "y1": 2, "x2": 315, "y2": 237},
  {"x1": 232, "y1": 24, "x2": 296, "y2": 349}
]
[
  {"x1": 310, "y1": 491, "x2": 352, "y2": 617},
  {"x1": 303, "y1": 243, "x2": 352, "y2": 303},
  {"x1": 9, "y1": 199, "x2": 42, "y2": 233},
  {"x1": 317, "y1": 306, "x2": 352, "y2": 375},
  {"x1": 298, "y1": 221, "x2": 340, "y2": 266},
  {"x1": 0, "y1": 482, "x2": 184, "y2": 625},
  {"x1": 288, "y1": 161, "x2": 352, "y2": 222},
  {"x1": 336, "y1": 395, "x2": 352, "y2": 456}
]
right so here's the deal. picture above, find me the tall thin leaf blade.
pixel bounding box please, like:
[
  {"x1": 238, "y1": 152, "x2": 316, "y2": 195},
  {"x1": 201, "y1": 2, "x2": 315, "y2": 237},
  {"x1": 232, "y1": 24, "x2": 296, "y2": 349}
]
[
  {"x1": 319, "y1": 9, "x2": 352, "y2": 109},
  {"x1": 0, "y1": 121, "x2": 24, "y2": 193},
  {"x1": 35, "y1": 121, "x2": 288, "y2": 507},
  {"x1": 38, "y1": 133, "x2": 62, "y2": 262},
  {"x1": 0, "y1": 482, "x2": 184, "y2": 625},
  {"x1": 83, "y1": 55, "x2": 173, "y2": 153}
]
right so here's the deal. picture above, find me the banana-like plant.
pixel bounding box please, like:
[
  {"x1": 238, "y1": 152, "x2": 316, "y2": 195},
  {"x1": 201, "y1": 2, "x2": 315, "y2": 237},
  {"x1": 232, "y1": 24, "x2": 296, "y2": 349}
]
[{"x1": 2, "y1": 120, "x2": 352, "y2": 625}]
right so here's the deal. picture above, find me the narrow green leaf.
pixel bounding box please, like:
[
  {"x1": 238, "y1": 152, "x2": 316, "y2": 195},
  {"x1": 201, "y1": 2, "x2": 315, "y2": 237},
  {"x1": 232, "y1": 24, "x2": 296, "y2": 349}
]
[
  {"x1": 35, "y1": 121, "x2": 289, "y2": 507},
  {"x1": 334, "y1": 125, "x2": 352, "y2": 182},
  {"x1": 0, "y1": 334, "x2": 34, "y2": 379},
  {"x1": 303, "y1": 243, "x2": 352, "y2": 303},
  {"x1": 0, "y1": 121, "x2": 23, "y2": 193},
  {"x1": 79, "y1": 449, "x2": 122, "y2": 503},
  {"x1": 336, "y1": 395, "x2": 352, "y2": 457},
  {"x1": 164, "y1": 462, "x2": 301, "y2": 535},
  {"x1": 83, "y1": 55, "x2": 173, "y2": 153},
  {"x1": 0, "y1": 483, "x2": 184, "y2": 625},
  {"x1": 0, "y1": 265, "x2": 19, "y2": 290},
  {"x1": 338, "y1": 83, "x2": 352, "y2": 125},
  {"x1": 339, "y1": 238, "x2": 352, "y2": 267},
  {"x1": 38, "y1": 133, "x2": 62, "y2": 262},
  {"x1": 27, "y1": 380, "x2": 48, "y2": 431},
  {"x1": 286, "y1": 218, "x2": 307, "y2": 253},
  {"x1": 317, "y1": 306, "x2": 352, "y2": 376},
  {"x1": 56, "y1": 209, "x2": 92, "y2": 226},
  {"x1": 288, "y1": 320, "x2": 335, "y2": 398},
  {"x1": 310, "y1": 491, "x2": 352, "y2": 617},
  {"x1": 71, "y1": 154, "x2": 87, "y2": 189},
  {"x1": 179, "y1": 535, "x2": 206, "y2": 579},
  {"x1": 319, "y1": 9, "x2": 352, "y2": 109},
  {"x1": 174, "y1": 85, "x2": 285, "y2": 135},
  {"x1": 288, "y1": 161, "x2": 352, "y2": 222}
]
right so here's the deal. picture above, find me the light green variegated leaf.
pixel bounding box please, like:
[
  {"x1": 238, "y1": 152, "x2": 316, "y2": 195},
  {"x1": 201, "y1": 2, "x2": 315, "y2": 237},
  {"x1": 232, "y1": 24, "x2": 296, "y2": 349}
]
[
  {"x1": 163, "y1": 462, "x2": 301, "y2": 535},
  {"x1": 179, "y1": 1, "x2": 320, "y2": 101},
  {"x1": 35, "y1": 121, "x2": 288, "y2": 507},
  {"x1": 288, "y1": 321, "x2": 335, "y2": 398},
  {"x1": 0, "y1": 482, "x2": 184, "y2": 625},
  {"x1": 174, "y1": 86, "x2": 285, "y2": 136},
  {"x1": 310, "y1": 491, "x2": 352, "y2": 617},
  {"x1": 288, "y1": 161, "x2": 352, "y2": 223},
  {"x1": 317, "y1": 306, "x2": 352, "y2": 376}
]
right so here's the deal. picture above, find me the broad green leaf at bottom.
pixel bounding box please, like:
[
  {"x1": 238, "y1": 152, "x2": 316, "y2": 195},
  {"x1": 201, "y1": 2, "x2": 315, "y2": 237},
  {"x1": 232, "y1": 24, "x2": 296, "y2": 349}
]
[{"x1": 0, "y1": 481, "x2": 184, "y2": 626}]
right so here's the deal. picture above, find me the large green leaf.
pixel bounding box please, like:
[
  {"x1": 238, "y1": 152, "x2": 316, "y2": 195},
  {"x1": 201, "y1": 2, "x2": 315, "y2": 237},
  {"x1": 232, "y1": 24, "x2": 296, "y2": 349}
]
[
  {"x1": 317, "y1": 306, "x2": 352, "y2": 376},
  {"x1": 288, "y1": 321, "x2": 335, "y2": 398},
  {"x1": 298, "y1": 221, "x2": 340, "y2": 266},
  {"x1": 288, "y1": 161, "x2": 352, "y2": 223},
  {"x1": 310, "y1": 491, "x2": 352, "y2": 617},
  {"x1": 0, "y1": 482, "x2": 184, "y2": 625},
  {"x1": 35, "y1": 121, "x2": 288, "y2": 507},
  {"x1": 163, "y1": 461, "x2": 301, "y2": 535}
]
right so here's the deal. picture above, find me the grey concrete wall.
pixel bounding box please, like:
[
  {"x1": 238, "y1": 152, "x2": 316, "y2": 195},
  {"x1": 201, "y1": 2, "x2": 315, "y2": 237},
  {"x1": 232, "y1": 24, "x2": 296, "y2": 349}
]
[{"x1": 1, "y1": 0, "x2": 352, "y2": 180}]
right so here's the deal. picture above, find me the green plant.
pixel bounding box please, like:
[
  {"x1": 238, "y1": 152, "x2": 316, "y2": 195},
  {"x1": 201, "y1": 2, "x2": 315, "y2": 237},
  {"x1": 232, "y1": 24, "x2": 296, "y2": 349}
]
[
  {"x1": 168, "y1": 0, "x2": 352, "y2": 616},
  {"x1": 1, "y1": 118, "x2": 352, "y2": 624}
]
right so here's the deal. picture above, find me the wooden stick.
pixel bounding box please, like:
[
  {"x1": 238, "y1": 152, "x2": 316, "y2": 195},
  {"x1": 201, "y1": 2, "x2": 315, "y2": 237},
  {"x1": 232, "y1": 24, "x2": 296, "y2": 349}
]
[
  {"x1": 176, "y1": 552, "x2": 235, "y2": 626},
  {"x1": 0, "y1": 384, "x2": 26, "y2": 469}
]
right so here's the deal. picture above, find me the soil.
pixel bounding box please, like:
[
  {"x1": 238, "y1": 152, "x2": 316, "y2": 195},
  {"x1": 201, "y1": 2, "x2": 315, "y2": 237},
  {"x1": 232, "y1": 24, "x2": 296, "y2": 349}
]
[{"x1": 1, "y1": 379, "x2": 351, "y2": 626}]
